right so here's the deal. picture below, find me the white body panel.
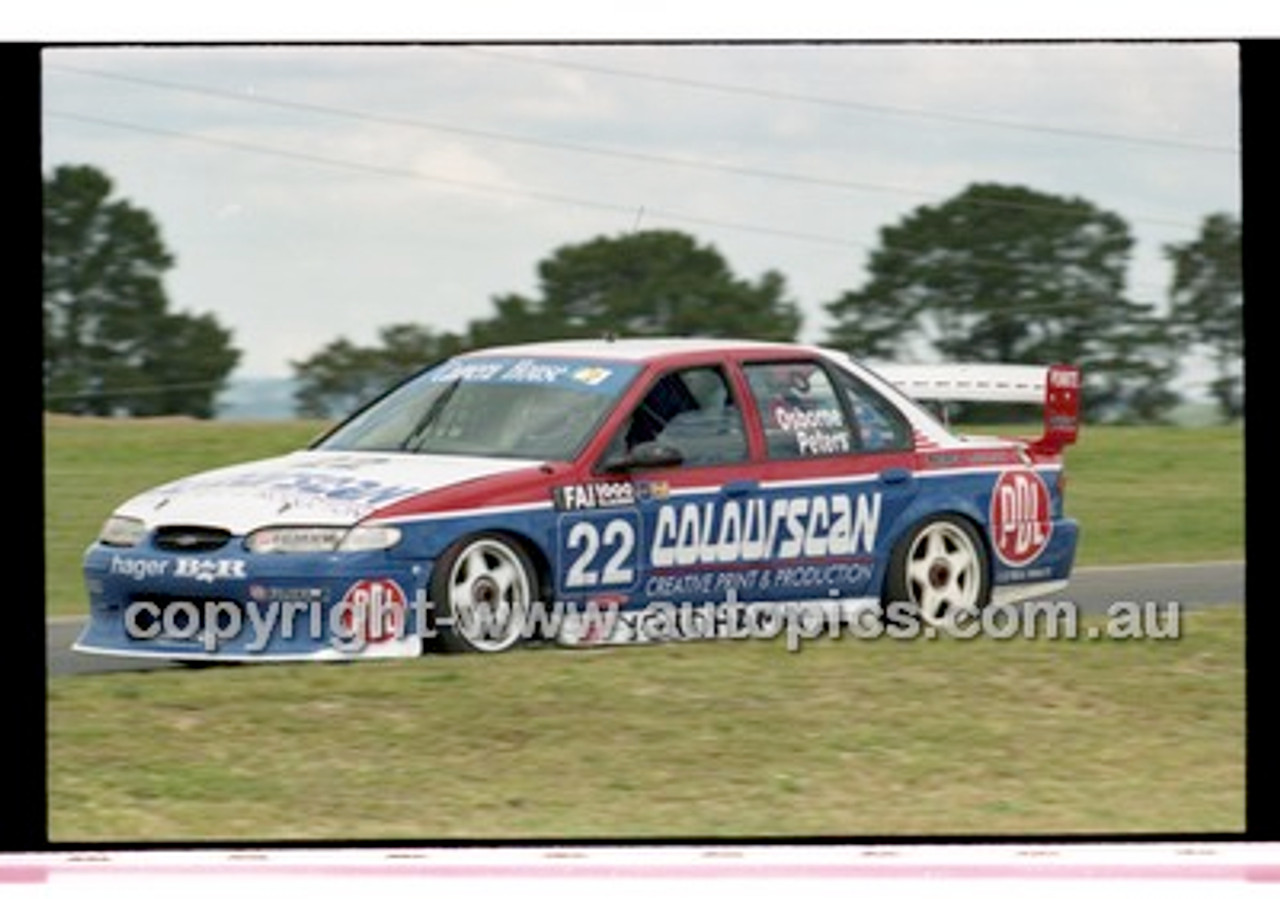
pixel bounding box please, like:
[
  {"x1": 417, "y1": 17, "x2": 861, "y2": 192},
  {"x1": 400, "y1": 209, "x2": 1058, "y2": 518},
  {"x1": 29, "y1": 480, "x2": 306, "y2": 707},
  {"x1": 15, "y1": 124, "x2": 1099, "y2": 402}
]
[
  {"x1": 866, "y1": 363, "x2": 1050, "y2": 404},
  {"x1": 113, "y1": 450, "x2": 539, "y2": 533}
]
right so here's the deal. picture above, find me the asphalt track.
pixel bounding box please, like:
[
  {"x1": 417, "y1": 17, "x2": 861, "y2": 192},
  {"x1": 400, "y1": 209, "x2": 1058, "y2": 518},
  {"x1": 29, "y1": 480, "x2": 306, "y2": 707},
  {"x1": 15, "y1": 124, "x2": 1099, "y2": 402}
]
[{"x1": 45, "y1": 560, "x2": 1244, "y2": 677}]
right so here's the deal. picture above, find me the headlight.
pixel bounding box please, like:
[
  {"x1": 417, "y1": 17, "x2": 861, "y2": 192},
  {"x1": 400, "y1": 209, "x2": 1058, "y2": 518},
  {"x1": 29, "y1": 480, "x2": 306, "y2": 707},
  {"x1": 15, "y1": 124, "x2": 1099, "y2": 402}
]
[
  {"x1": 245, "y1": 525, "x2": 401, "y2": 554},
  {"x1": 99, "y1": 515, "x2": 147, "y2": 547},
  {"x1": 337, "y1": 525, "x2": 403, "y2": 552}
]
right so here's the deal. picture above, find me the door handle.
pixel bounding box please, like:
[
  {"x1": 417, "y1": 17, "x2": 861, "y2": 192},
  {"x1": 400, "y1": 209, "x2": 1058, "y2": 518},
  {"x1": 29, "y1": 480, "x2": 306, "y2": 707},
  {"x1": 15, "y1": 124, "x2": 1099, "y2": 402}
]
[
  {"x1": 879, "y1": 467, "x2": 913, "y2": 485},
  {"x1": 721, "y1": 479, "x2": 759, "y2": 497}
]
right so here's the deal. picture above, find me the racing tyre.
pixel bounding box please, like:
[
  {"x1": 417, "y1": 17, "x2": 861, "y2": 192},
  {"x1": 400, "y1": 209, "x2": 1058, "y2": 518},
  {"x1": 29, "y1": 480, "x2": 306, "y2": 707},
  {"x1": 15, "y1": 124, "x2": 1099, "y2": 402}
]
[
  {"x1": 884, "y1": 514, "x2": 990, "y2": 630},
  {"x1": 429, "y1": 533, "x2": 538, "y2": 653}
]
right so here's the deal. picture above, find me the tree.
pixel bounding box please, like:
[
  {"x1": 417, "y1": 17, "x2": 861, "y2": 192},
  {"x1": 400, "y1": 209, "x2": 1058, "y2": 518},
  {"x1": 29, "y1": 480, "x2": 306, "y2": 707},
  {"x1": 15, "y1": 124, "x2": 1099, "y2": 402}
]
[
  {"x1": 824, "y1": 183, "x2": 1179, "y2": 422},
  {"x1": 293, "y1": 229, "x2": 804, "y2": 416},
  {"x1": 136, "y1": 312, "x2": 244, "y2": 418},
  {"x1": 1165, "y1": 213, "x2": 1242, "y2": 421},
  {"x1": 471, "y1": 230, "x2": 802, "y2": 345},
  {"x1": 43, "y1": 164, "x2": 239, "y2": 417},
  {"x1": 292, "y1": 324, "x2": 463, "y2": 419}
]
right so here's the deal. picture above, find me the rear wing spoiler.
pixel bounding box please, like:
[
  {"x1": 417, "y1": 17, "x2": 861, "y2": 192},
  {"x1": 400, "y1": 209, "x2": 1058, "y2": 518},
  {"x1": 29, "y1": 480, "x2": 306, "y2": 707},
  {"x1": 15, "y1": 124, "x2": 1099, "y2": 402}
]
[{"x1": 870, "y1": 362, "x2": 1082, "y2": 454}]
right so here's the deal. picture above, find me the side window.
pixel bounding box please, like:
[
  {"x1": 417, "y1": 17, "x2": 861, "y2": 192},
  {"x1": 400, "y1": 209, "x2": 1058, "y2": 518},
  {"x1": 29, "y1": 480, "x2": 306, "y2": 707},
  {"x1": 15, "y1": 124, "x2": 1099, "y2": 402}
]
[
  {"x1": 744, "y1": 361, "x2": 855, "y2": 458},
  {"x1": 606, "y1": 366, "x2": 748, "y2": 467},
  {"x1": 833, "y1": 368, "x2": 913, "y2": 452}
]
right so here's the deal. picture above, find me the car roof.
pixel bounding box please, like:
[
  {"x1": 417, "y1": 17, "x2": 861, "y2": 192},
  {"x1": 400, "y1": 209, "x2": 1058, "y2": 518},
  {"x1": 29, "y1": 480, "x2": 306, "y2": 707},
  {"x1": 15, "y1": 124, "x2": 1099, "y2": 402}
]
[{"x1": 460, "y1": 337, "x2": 816, "y2": 363}]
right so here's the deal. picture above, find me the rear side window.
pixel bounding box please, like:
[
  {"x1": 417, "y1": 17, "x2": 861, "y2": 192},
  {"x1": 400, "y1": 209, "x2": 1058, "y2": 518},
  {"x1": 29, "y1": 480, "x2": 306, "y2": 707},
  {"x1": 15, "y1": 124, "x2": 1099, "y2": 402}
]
[
  {"x1": 832, "y1": 368, "x2": 913, "y2": 452},
  {"x1": 744, "y1": 361, "x2": 913, "y2": 457}
]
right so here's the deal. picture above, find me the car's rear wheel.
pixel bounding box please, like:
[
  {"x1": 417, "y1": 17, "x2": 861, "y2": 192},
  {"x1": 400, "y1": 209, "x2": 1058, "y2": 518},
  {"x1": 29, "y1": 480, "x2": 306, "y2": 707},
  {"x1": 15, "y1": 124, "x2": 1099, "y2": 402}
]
[
  {"x1": 885, "y1": 514, "x2": 990, "y2": 628},
  {"x1": 430, "y1": 533, "x2": 537, "y2": 653}
]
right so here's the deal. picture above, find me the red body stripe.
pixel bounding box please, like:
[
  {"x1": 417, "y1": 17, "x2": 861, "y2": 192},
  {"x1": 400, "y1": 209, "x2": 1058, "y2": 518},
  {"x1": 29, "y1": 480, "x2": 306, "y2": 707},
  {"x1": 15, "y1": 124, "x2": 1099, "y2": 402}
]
[{"x1": 366, "y1": 347, "x2": 1045, "y2": 521}]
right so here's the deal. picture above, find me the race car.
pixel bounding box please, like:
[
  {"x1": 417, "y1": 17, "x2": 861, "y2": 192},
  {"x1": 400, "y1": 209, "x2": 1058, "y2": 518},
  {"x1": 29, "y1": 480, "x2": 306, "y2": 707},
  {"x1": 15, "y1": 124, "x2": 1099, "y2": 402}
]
[{"x1": 74, "y1": 338, "x2": 1081, "y2": 660}]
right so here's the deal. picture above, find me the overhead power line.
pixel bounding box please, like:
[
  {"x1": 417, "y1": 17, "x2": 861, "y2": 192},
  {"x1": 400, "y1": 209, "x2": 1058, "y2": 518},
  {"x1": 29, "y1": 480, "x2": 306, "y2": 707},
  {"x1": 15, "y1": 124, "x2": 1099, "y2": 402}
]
[
  {"x1": 45, "y1": 109, "x2": 866, "y2": 250},
  {"x1": 45, "y1": 107, "x2": 1186, "y2": 295},
  {"x1": 46, "y1": 64, "x2": 1209, "y2": 232},
  {"x1": 463, "y1": 46, "x2": 1240, "y2": 156},
  {"x1": 39, "y1": 64, "x2": 976, "y2": 205}
]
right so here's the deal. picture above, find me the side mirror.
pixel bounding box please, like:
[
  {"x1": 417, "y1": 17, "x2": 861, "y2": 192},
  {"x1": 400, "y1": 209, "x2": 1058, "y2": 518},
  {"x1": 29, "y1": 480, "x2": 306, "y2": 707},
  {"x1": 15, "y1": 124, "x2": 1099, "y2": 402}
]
[{"x1": 603, "y1": 441, "x2": 684, "y2": 472}]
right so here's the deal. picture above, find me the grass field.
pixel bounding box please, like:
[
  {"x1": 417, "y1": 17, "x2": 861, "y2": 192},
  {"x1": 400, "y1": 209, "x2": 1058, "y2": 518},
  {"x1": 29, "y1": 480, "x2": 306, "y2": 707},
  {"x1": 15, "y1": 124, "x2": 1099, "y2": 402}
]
[
  {"x1": 1063, "y1": 424, "x2": 1245, "y2": 565},
  {"x1": 43, "y1": 416, "x2": 1246, "y2": 842},
  {"x1": 48, "y1": 605, "x2": 1243, "y2": 841}
]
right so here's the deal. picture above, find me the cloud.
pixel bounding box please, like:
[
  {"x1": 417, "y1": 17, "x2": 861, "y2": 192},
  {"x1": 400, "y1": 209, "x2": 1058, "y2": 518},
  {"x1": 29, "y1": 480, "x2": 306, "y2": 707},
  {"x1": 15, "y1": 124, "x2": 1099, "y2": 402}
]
[{"x1": 42, "y1": 43, "x2": 1239, "y2": 377}]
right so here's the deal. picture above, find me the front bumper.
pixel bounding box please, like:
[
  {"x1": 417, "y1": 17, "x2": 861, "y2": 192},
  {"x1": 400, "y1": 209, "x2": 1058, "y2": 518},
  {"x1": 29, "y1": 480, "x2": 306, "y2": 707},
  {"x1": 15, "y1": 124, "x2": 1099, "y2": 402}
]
[{"x1": 75, "y1": 542, "x2": 429, "y2": 660}]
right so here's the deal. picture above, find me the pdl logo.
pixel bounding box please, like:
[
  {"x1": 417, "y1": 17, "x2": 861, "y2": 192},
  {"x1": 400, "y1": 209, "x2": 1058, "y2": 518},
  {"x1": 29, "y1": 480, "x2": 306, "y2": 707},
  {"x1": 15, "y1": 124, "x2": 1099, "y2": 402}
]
[
  {"x1": 990, "y1": 470, "x2": 1053, "y2": 566},
  {"x1": 338, "y1": 578, "x2": 407, "y2": 643}
]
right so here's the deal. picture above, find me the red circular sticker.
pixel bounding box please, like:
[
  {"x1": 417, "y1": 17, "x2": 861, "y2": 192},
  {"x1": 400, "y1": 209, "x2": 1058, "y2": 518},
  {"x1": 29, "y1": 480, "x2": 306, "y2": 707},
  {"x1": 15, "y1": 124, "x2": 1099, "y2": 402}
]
[
  {"x1": 989, "y1": 470, "x2": 1053, "y2": 566},
  {"x1": 338, "y1": 578, "x2": 408, "y2": 643}
]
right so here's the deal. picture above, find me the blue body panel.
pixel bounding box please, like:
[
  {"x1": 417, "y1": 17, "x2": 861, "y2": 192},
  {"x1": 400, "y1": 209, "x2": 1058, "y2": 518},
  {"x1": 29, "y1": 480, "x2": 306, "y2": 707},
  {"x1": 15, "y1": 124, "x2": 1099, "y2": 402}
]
[{"x1": 77, "y1": 465, "x2": 1077, "y2": 658}]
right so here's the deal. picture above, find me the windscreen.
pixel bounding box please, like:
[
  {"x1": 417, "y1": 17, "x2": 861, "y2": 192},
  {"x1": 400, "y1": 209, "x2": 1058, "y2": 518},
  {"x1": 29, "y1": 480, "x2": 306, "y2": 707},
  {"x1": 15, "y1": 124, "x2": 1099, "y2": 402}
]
[{"x1": 315, "y1": 356, "x2": 642, "y2": 461}]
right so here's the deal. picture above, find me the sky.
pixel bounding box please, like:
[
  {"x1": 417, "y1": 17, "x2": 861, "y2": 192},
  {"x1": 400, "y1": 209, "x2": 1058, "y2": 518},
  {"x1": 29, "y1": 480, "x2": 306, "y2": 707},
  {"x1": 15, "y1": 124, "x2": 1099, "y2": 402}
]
[{"x1": 40, "y1": 39, "x2": 1243, "y2": 392}]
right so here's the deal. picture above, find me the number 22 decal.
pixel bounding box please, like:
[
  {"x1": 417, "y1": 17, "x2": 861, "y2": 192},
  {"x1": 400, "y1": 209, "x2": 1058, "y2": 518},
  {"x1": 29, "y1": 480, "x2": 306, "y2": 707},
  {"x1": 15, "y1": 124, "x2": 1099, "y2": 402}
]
[{"x1": 564, "y1": 517, "x2": 637, "y2": 589}]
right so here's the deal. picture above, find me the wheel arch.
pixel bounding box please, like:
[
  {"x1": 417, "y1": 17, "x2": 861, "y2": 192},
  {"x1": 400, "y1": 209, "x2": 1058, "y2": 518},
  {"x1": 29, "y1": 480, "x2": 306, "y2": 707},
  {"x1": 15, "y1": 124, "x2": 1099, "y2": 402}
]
[
  {"x1": 426, "y1": 527, "x2": 551, "y2": 653},
  {"x1": 461, "y1": 526, "x2": 556, "y2": 607},
  {"x1": 880, "y1": 495, "x2": 995, "y2": 601}
]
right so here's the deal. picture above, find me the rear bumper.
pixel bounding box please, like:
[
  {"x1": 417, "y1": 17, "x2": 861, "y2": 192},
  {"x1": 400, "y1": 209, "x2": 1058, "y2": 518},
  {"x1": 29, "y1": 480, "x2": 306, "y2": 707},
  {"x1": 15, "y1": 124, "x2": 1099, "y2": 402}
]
[{"x1": 990, "y1": 516, "x2": 1079, "y2": 601}]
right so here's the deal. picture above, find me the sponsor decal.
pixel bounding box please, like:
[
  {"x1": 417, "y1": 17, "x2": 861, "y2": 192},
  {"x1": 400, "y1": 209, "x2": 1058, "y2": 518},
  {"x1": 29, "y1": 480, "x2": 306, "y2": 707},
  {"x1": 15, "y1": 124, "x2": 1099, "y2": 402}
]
[
  {"x1": 553, "y1": 478, "x2": 670, "y2": 511},
  {"x1": 173, "y1": 558, "x2": 248, "y2": 583},
  {"x1": 337, "y1": 578, "x2": 408, "y2": 644},
  {"x1": 155, "y1": 468, "x2": 420, "y2": 508},
  {"x1": 428, "y1": 360, "x2": 508, "y2": 382},
  {"x1": 554, "y1": 481, "x2": 637, "y2": 511},
  {"x1": 428, "y1": 357, "x2": 638, "y2": 393},
  {"x1": 651, "y1": 492, "x2": 881, "y2": 568},
  {"x1": 497, "y1": 359, "x2": 571, "y2": 383},
  {"x1": 1044, "y1": 365, "x2": 1082, "y2": 445},
  {"x1": 990, "y1": 469, "x2": 1053, "y2": 566},
  {"x1": 924, "y1": 452, "x2": 962, "y2": 467},
  {"x1": 558, "y1": 491, "x2": 882, "y2": 597},
  {"x1": 248, "y1": 584, "x2": 326, "y2": 602},
  {"x1": 109, "y1": 555, "x2": 169, "y2": 581},
  {"x1": 994, "y1": 565, "x2": 1054, "y2": 585},
  {"x1": 297, "y1": 454, "x2": 395, "y2": 471},
  {"x1": 924, "y1": 449, "x2": 1017, "y2": 469},
  {"x1": 1048, "y1": 367, "x2": 1081, "y2": 390},
  {"x1": 642, "y1": 561, "x2": 872, "y2": 600},
  {"x1": 636, "y1": 481, "x2": 670, "y2": 502},
  {"x1": 572, "y1": 366, "x2": 613, "y2": 386}
]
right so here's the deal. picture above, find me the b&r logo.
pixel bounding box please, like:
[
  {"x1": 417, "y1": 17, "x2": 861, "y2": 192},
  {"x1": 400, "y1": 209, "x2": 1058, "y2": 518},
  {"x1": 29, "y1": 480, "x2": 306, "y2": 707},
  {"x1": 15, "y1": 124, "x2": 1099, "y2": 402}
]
[{"x1": 990, "y1": 470, "x2": 1053, "y2": 566}]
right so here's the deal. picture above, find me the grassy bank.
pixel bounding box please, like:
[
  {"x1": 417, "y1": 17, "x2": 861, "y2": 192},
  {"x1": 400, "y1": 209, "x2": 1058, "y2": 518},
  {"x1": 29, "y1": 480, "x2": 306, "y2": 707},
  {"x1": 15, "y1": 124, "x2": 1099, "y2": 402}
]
[
  {"x1": 44, "y1": 416, "x2": 325, "y2": 618},
  {"x1": 1062, "y1": 424, "x2": 1244, "y2": 565}
]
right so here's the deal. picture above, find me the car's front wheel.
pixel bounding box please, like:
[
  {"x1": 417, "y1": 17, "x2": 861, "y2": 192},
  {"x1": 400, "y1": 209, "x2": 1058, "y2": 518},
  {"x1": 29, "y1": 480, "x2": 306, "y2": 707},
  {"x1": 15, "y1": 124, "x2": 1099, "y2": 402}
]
[
  {"x1": 884, "y1": 514, "x2": 990, "y2": 628},
  {"x1": 429, "y1": 533, "x2": 538, "y2": 653}
]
